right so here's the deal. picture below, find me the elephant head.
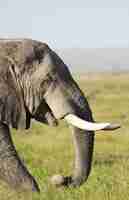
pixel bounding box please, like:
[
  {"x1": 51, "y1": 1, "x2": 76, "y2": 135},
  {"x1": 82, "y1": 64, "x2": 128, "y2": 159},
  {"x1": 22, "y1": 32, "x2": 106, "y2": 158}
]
[{"x1": 0, "y1": 39, "x2": 120, "y2": 191}]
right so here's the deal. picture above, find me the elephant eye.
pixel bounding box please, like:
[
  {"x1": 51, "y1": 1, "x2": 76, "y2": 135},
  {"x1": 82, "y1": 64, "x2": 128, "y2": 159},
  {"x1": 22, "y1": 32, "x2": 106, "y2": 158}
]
[{"x1": 35, "y1": 46, "x2": 45, "y2": 63}]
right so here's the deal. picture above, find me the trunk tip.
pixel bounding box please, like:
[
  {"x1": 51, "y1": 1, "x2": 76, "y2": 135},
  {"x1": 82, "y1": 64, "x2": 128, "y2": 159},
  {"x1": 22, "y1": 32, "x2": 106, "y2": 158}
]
[{"x1": 50, "y1": 174, "x2": 64, "y2": 186}]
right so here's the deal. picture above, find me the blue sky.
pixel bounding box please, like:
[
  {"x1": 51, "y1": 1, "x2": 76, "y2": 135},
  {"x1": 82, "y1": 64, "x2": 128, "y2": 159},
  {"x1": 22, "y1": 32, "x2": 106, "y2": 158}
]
[{"x1": 0, "y1": 0, "x2": 129, "y2": 48}]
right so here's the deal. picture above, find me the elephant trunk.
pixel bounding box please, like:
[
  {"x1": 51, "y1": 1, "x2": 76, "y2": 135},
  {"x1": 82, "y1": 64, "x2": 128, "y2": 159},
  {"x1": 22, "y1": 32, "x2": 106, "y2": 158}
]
[
  {"x1": 70, "y1": 126, "x2": 94, "y2": 186},
  {"x1": 51, "y1": 125, "x2": 94, "y2": 187},
  {"x1": 68, "y1": 99, "x2": 95, "y2": 186}
]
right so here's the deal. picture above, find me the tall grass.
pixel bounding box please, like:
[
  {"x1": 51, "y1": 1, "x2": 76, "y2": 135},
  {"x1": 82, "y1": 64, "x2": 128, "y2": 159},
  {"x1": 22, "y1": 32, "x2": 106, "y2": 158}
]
[{"x1": 0, "y1": 73, "x2": 129, "y2": 200}]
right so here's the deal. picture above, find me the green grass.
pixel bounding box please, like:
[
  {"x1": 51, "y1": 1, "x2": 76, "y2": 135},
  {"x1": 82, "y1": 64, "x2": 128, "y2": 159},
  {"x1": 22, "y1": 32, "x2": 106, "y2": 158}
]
[{"x1": 0, "y1": 72, "x2": 129, "y2": 200}]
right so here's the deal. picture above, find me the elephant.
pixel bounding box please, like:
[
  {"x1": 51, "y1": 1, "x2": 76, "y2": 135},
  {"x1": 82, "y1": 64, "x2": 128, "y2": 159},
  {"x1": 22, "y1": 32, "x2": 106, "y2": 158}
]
[{"x1": 0, "y1": 38, "x2": 120, "y2": 192}]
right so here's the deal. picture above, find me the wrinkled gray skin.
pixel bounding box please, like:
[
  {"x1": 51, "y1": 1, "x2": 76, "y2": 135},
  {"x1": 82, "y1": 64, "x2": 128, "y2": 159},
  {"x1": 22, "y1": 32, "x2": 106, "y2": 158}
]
[{"x1": 0, "y1": 39, "x2": 94, "y2": 192}]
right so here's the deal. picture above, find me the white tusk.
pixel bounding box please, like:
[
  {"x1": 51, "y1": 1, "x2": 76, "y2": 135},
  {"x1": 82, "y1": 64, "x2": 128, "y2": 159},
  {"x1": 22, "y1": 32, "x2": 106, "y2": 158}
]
[{"x1": 65, "y1": 114, "x2": 120, "y2": 131}]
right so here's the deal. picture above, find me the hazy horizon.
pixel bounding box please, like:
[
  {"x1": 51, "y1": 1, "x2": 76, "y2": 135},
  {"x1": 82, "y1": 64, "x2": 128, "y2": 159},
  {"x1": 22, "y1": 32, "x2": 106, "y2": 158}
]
[{"x1": 56, "y1": 47, "x2": 129, "y2": 72}]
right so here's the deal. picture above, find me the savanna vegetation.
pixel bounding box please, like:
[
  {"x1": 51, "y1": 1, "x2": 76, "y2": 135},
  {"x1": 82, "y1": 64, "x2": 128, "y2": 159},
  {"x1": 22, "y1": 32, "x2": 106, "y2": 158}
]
[{"x1": 0, "y1": 72, "x2": 129, "y2": 200}]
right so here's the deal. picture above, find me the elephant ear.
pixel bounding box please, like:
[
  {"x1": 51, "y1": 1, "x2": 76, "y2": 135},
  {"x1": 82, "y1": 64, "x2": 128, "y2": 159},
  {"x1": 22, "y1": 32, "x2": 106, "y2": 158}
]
[{"x1": 0, "y1": 56, "x2": 29, "y2": 129}]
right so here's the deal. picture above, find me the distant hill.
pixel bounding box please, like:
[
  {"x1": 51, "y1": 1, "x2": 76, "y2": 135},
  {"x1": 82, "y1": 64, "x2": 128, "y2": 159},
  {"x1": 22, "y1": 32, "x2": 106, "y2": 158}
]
[{"x1": 55, "y1": 48, "x2": 129, "y2": 73}]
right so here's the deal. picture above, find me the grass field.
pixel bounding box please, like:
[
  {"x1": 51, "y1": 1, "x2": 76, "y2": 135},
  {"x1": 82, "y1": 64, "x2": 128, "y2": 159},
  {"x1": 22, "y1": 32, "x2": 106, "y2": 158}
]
[{"x1": 0, "y1": 73, "x2": 129, "y2": 200}]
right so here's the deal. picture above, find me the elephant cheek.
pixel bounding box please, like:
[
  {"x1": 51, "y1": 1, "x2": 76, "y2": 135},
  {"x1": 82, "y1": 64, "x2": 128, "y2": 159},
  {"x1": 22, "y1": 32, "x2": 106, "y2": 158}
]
[{"x1": 44, "y1": 85, "x2": 74, "y2": 119}]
